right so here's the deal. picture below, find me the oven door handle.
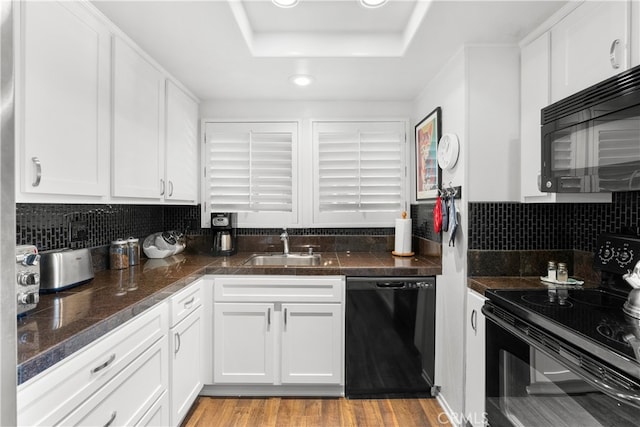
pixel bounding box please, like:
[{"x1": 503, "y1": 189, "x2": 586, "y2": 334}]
[{"x1": 482, "y1": 304, "x2": 640, "y2": 410}]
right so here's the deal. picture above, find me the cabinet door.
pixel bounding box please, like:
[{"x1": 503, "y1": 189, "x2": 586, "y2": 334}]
[
  {"x1": 19, "y1": 0, "x2": 110, "y2": 198},
  {"x1": 112, "y1": 36, "x2": 165, "y2": 199},
  {"x1": 521, "y1": 32, "x2": 553, "y2": 202},
  {"x1": 464, "y1": 290, "x2": 486, "y2": 427},
  {"x1": 281, "y1": 303, "x2": 342, "y2": 384},
  {"x1": 213, "y1": 303, "x2": 275, "y2": 384},
  {"x1": 170, "y1": 307, "x2": 203, "y2": 426},
  {"x1": 551, "y1": 0, "x2": 629, "y2": 102},
  {"x1": 165, "y1": 81, "x2": 198, "y2": 204}
]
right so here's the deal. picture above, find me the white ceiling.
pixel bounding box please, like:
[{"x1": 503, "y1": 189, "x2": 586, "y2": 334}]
[{"x1": 91, "y1": 0, "x2": 567, "y2": 102}]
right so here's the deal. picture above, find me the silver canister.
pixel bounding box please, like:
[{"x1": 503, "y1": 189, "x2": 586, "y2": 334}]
[
  {"x1": 110, "y1": 239, "x2": 129, "y2": 270},
  {"x1": 127, "y1": 237, "x2": 140, "y2": 266}
]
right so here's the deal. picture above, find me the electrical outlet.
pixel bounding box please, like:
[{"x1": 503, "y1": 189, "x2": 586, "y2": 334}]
[{"x1": 69, "y1": 221, "x2": 88, "y2": 242}]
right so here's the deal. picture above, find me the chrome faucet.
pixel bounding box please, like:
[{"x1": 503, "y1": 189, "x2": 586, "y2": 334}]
[{"x1": 280, "y1": 227, "x2": 289, "y2": 255}]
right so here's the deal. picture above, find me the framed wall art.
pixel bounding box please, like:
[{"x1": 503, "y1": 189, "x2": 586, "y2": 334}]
[{"x1": 415, "y1": 106, "x2": 441, "y2": 200}]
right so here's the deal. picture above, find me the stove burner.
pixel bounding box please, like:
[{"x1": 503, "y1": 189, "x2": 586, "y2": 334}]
[
  {"x1": 569, "y1": 291, "x2": 626, "y2": 307},
  {"x1": 521, "y1": 293, "x2": 574, "y2": 308},
  {"x1": 597, "y1": 319, "x2": 633, "y2": 346}
]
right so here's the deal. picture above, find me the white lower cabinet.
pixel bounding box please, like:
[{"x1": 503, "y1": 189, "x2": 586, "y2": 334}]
[
  {"x1": 58, "y1": 336, "x2": 168, "y2": 427},
  {"x1": 280, "y1": 303, "x2": 342, "y2": 384},
  {"x1": 169, "y1": 280, "x2": 204, "y2": 426},
  {"x1": 210, "y1": 275, "x2": 344, "y2": 394},
  {"x1": 214, "y1": 302, "x2": 275, "y2": 384},
  {"x1": 17, "y1": 303, "x2": 169, "y2": 427},
  {"x1": 465, "y1": 289, "x2": 487, "y2": 427}
]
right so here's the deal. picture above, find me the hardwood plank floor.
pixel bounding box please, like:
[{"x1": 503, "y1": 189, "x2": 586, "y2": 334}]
[{"x1": 182, "y1": 397, "x2": 451, "y2": 427}]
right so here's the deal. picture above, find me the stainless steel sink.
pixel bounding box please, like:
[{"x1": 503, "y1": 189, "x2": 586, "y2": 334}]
[{"x1": 243, "y1": 253, "x2": 321, "y2": 266}]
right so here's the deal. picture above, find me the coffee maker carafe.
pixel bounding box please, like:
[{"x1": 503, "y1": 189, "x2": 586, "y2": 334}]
[{"x1": 212, "y1": 212, "x2": 237, "y2": 256}]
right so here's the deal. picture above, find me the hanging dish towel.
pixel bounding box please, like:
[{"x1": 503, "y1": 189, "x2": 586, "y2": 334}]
[
  {"x1": 441, "y1": 195, "x2": 449, "y2": 232},
  {"x1": 433, "y1": 195, "x2": 442, "y2": 233},
  {"x1": 448, "y1": 195, "x2": 458, "y2": 247}
]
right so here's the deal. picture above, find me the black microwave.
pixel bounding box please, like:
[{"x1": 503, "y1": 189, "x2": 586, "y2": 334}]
[{"x1": 541, "y1": 64, "x2": 640, "y2": 193}]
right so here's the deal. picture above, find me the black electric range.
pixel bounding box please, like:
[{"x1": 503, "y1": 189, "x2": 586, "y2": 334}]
[{"x1": 481, "y1": 233, "x2": 640, "y2": 426}]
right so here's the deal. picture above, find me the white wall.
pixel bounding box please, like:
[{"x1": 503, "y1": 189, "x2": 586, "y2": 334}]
[
  {"x1": 466, "y1": 45, "x2": 521, "y2": 202},
  {"x1": 412, "y1": 44, "x2": 520, "y2": 425},
  {"x1": 413, "y1": 47, "x2": 467, "y2": 423}
]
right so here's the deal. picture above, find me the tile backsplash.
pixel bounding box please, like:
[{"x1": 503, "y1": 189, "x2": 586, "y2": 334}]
[
  {"x1": 468, "y1": 191, "x2": 640, "y2": 253},
  {"x1": 16, "y1": 203, "x2": 397, "y2": 252}
]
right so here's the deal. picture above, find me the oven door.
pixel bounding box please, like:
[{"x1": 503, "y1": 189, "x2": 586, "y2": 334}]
[{"x1": 483, "y1": 303, "x2": 640, "y2": 427}]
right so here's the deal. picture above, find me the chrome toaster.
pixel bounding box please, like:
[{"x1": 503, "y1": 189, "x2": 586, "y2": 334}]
[{"x1": 40, "y1": 248, "x2": 94, "y2": 292}]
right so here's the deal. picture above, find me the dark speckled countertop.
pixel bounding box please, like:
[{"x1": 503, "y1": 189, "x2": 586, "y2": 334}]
[
  {"x1": 467, "y1": 276, "x2": 599, "y2": 296},
  {"x1": 17, "y1": 251, "x2": 440, "y2": 385}
]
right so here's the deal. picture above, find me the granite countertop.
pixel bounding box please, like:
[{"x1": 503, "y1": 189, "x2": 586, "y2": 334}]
[
  {"x1": 17, "y1": 251, "x2": 440, "y2": 385},
  {"x1": 467, "y1": 276, "x2": 599, "y2": 296}
]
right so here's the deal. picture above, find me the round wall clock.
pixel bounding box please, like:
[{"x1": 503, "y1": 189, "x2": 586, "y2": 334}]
[{"x1": 437, "y1": 133, "x2": 460, "y2": 170}]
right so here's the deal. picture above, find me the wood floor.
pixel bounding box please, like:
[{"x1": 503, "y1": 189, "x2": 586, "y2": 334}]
[{"x1": 182, "y1": 396, "x2": 451, "y2": 427}]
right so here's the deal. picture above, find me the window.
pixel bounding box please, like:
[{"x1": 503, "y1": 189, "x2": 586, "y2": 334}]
[
  {"x1": 202, "y1": 122, "x2": 298, "y2": 227},
  {"x1": 202, "y1": 119, "x2": 407, "y2": 228},
  {"x1": 312, "y1": 121, "x2": 407, "y2": 226}
]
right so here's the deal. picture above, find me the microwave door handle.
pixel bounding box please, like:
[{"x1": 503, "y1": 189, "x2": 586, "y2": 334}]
[{"x1": 482, "y1": 305, "x2": 640, "y2": 409}]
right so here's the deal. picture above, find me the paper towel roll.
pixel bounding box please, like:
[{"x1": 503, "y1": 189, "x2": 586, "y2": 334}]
[{"x1": 394, "y1": 218, "x2": 412, "y2": 255}]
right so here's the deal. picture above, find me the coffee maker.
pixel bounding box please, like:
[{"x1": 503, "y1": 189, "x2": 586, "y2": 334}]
[{"x1": 212, "y1": 212, "x2": 237, "y2": 256}]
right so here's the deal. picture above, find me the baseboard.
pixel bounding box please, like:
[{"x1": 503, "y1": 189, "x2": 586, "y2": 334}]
[
  {"x1": 436, "y1": 393, "x2": 463, "y2": 427},
  {"x1": 200, "y1": 384, "x2": 344, "y2": 397}
]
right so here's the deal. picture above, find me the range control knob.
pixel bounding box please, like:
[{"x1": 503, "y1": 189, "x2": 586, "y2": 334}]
[
  {"x1": 598, "y1": 242, "x2": 616, "y2": 263},
  {"x1": 17, "y1": 272, "x2": 40, "y2": 286},
  {"x1": 18, "y1": 292, "x2": 39, "y2": 305},
  {"x1": 618, "y1": 249, "x2": 635, "y2": 267}
]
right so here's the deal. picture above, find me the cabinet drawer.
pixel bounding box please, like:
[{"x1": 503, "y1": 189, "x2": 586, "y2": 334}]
[
  {"x1": 59, "y1": 335, "x2": 168, "y2": 427},
  {"x1": 213, "y1": 275, "x2": 344, "y2": 303},
  {"x1": 170, "y1": 279, "x2": 202, "y2": 327},
  {"x1": 136, "y1": 390, "x2": 169, "y2": 427},
  {"x1": 17, "y1": 303, "x2": 168, "y2": 426}
]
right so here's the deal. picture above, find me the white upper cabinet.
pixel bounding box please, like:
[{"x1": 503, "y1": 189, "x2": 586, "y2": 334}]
[
  {"x1": 16, "y1": 0, "x2": 199, "y2": 205},
  {"x1": 520, "y1": 33, "x2": 550, "y2": 202},
  {"x1": 112, "y1": 36, "x2": 166, "y2": 200},
  {"x1": 519, "y1": 2, "x2": 614, "y2": 203},
  {"x1": 17, "y1": 0, "x2": 110, "y2": 201},
  {"x1": 165, "y1": 81, "x2": 199, "y2": 204},
  {"x1": 550, "y1": 0, "x2": 630, "y2": 102}
]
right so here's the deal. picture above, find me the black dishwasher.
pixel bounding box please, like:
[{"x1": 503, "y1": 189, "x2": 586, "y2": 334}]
[{"x1": 345, "y1": 276, "x2": 437, "y2": 398}]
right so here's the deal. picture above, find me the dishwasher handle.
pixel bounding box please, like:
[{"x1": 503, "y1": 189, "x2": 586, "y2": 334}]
[{"x1": 377, "y1": 281, "x2": 405, "y2": 288}]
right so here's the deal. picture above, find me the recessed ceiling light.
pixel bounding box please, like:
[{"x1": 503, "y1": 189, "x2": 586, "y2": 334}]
[
  {"x1": 360, "y1": 0, "x2": 387, "y2": 8},
  {"x1": 289, "y1": 75, "x2": 314, "y2": 87},
  {"x1": 272, "y1": 0, "x2": 299, "y2": 8}
]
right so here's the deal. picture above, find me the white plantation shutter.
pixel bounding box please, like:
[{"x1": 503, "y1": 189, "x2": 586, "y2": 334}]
[
  {"x1": 313, "y1": 121, "x2": 406, "y2": 225},
  {"x1": 204, "y1": 122, "x2": 298, "y2": 227}
]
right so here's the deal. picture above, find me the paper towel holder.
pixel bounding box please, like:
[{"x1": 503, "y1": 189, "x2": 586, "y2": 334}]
[{"x1": 392, "y1": 210, "x2": 415, "y2": 257}]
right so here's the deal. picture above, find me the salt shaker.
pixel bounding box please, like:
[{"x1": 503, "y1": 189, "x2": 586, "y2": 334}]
[{"x1": 547, "y1": 261, "x2": 557, "y2": 281}]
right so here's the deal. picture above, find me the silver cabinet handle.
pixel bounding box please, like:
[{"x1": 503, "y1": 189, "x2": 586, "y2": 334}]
[
  {"x1": 160, "y1": 179, "x2": 165, "y2": 196},
  {"x1": 284, "y1": 308, "x2": 288, "y2": 327},
  {"x1": 168, "y1": 180, "x2": 174, "y2": 197},
  {"x1": 91, "y1": 353, "x2": 116, "y2": 374},
  {"x1": 184, "y1": 296, "x2": 195, "y2": 309},
  {"x1": 610, "y1": 39, "x2": 621, "y2": 69},
  {"x1": 104, "y1": 411, "x2": 116, "y2": 427},
  {"x1": 175, "y1": 332, "x2": 181, "y2": 355},
  {"x1": 31, "y1": 157, "x2": 41, "y2": 187},
  {"x1": 471, "y1": 309, "x2": 477, "y2": 333},
  {"x1": 267, "y1": 307, "x2": 271, "y2": 326}
]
